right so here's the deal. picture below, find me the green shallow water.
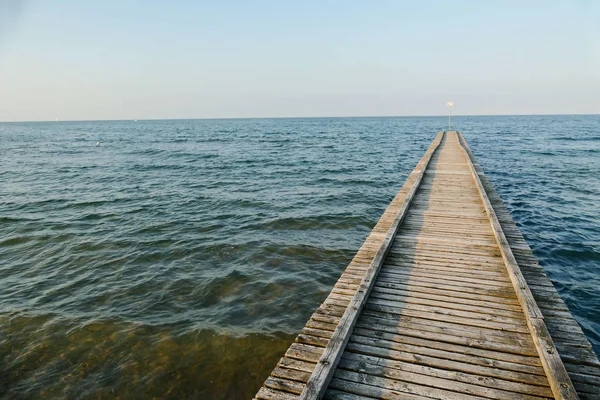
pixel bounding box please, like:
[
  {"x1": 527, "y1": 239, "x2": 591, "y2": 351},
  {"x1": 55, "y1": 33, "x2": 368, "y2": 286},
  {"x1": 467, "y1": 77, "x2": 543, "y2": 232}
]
[
  {"x1": 1, "y1": 314, "x2": 294, "y2": 398},
  {"x1": 0, "y1": 116, "x2": 598, "y2": 398}
]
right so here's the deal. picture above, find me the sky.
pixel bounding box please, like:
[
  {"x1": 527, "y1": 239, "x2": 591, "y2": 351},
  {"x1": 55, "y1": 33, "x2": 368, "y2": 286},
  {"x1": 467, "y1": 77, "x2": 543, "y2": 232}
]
[{"x1": 0, "y1": 0, "x2": 599, "y2": 121}]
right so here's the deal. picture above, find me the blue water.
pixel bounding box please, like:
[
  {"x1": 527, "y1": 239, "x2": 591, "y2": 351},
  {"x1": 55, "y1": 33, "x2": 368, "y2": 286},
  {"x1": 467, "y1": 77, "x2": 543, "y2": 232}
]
[{"x1": 0, "y1": 115, "x2": 598, "y2": 398}]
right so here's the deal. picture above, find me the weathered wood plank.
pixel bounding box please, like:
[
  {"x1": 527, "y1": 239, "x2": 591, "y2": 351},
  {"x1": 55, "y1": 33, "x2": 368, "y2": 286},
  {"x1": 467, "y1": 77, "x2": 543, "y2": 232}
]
[
  {"x1": 351, "y1": 326, "x2": 542, "y2": 366},
  {"x1": 367, "y1": 290, "x2": 525, "y2": 317},
  {"x1": 297, "y1": 132, "x2": 445, "y2": 399},
  {"x1": 339, "y1": 354, "x2": 554, "y2": 399},
  {"x1": 356, "y1": 314, "x2": 536, "y2": 353}
]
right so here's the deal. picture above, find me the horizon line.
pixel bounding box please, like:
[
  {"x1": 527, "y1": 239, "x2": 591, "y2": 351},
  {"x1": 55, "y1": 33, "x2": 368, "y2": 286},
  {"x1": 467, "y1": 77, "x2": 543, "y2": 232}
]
[{"x1": 1, "y1": 112, "x2": 597, "y2": 124}]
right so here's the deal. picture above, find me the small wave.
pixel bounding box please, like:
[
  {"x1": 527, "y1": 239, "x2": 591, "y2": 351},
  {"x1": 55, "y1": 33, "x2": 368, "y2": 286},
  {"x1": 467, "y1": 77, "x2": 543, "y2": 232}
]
[
  {"x1": 134, "y1": 148, "x2": 168, "y2": 156},
  {"x1": 198, "y1": 153, "x2": 219, "y2": 159},
  {"x1": 581, "y1": 148, "x2": 600, "y2": 154},
  {"x1": 129, "y1": 163, "x2": 189, "y2": 171},
  {"x1": 2, "y1": 115, "x2": 600, "y2": 396},
  {"x1": 553, "y1": 136, "x2": 580, "y2": 141},
  {"x1": 0, "y1": 216, "x2": 38, "y2": 223},
  {"x1": 80, "y1": 213, "x2": 116, "y2": 220},
  {"x1": 196, "y1": 270, "x2": 252, "y2": 307},
  {"x1": 550, "y1": 247, "x2": 600, "y2": 262},
  {"x1": 66, "y1": 198, "x2": 130, "y2": 208},
  {"x1": 167, "y1": 138, "x2": 191, "y2": 143},
  {"x1": 0, "y1": 235, "x2": 33, "y2": 246},
  {"x1": 260, "y1": 215, "x2": 371, "y2": 231}
]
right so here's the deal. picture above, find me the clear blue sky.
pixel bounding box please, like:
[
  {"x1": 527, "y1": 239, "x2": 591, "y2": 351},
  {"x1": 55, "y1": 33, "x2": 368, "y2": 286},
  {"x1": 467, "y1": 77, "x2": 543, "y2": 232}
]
[{"x1": 1, "y1": 0, "x2": 599, "y2": 121}]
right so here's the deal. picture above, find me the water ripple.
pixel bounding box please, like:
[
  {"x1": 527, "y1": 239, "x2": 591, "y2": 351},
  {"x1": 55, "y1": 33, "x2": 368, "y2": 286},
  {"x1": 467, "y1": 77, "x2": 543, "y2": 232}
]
[{"x1": 0, "y1": 116, "x2": 598, "y2": 398}]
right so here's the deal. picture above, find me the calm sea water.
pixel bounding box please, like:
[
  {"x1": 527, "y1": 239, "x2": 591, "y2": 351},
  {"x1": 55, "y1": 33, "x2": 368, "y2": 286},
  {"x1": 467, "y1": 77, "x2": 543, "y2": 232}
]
[{"x1": 1, "y1": 116, "x2": 598, "y2": 399}]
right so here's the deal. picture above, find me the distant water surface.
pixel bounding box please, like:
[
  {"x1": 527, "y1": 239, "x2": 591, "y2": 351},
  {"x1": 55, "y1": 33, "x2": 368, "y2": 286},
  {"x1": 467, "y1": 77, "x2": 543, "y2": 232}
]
[{"x1": 0, "y1": 116, "x2": 598, "y2": 398}]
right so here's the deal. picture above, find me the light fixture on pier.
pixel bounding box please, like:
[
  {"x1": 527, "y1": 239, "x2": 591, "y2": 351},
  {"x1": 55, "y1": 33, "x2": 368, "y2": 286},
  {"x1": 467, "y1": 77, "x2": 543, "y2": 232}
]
[{"x1": 446, "y1": 101, "x2": 454, "y2": 131}]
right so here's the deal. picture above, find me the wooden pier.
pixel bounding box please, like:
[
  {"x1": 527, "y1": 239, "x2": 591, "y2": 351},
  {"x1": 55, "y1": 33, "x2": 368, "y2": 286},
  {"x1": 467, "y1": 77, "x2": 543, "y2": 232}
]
[{"x1": 255, "y1": 131, "x2": 600, "y2": 400}]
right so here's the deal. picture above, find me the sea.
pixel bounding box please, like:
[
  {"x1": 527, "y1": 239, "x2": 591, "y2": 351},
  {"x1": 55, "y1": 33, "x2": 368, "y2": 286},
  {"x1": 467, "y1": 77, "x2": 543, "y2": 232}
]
[{"x1": 0, "y1": 115, "x2": 598, "y2": 399}]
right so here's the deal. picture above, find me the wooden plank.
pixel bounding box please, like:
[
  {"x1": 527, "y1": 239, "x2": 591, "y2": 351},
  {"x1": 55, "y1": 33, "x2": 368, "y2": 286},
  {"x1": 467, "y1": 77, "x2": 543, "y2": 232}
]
[
  {"x1": 265, "y1": 376, "x2": 305, "y2": 394},
  {"x1": 256, "y1": 387, "x2": 300, "y2": 400},
  {"x1": 359, "y1": 310, "x2": 533, "y2": 344},
  {"x1": 327, "y1": 378, "x2": 428, "y2": 400},
  {"x1": 333, "y1": 369, "x2": 484, "y2": 400},
  {"x1": 367, "y1": 290, "x2": 526, "y2": 318},
  {"x1": 365, "y1": 297, "x2": 526, "y2": 326},
  {"x1": 381, "y1": 260, "x2": 510, "y2": 278},
  {"x1": 352, "y1": 326, "x2": 541, "y2": 366},
  {"x1": 278, "y1": 358, "x2": 318, "y2": 373},
  {"x1": 395, "y1": 232, "x2": 499, "y2": 248},
  {"x1": 349, "y1": 334, "x2": 545, "y2": 375},
  {"x1": 297, "y1": 132, "x2": 445, "y2": 400},
  {"x1": 383, "y1": 255, "x2": 506, "y2": 271},
  {"x1": 375, "y1": 274, "x2": 518, "y2": 299},
  {"x1": 322, "y1": 389, "x2": 375, "y2": 400},
  {"x1": 345, "y1": 342, "x2": 549, "y2": 385},
  {"x1": 377, "y1": 268, "x2": 511, "y2": 288},
  {"x1": 286, "y1": 343, "x2": 323, "y2": 363},
  {"x1": 388, "y1": 247, "x2": 504, "y2": 264},
  {"x1": 339, "y1": 354, "x2": 554, "y2": 399},
  {"x1": 355, "y1": 315, "x2": 538, "y2": 356},
  {"x1": 374, "y1": 274, "x2": 520, "y2": 305}
]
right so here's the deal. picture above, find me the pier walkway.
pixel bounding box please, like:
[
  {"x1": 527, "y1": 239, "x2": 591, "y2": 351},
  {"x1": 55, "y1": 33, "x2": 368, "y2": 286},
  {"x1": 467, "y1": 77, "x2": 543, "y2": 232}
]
[{"x1": 255, "y1": 132, "x2": 600, "y2": 400}]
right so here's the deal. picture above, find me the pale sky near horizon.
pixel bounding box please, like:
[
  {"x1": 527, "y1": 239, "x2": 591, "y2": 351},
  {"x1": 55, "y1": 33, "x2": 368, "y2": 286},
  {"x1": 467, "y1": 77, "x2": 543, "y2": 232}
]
[{"x1": 1, "y1": 0, "x2": 599, "y2": 121}]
